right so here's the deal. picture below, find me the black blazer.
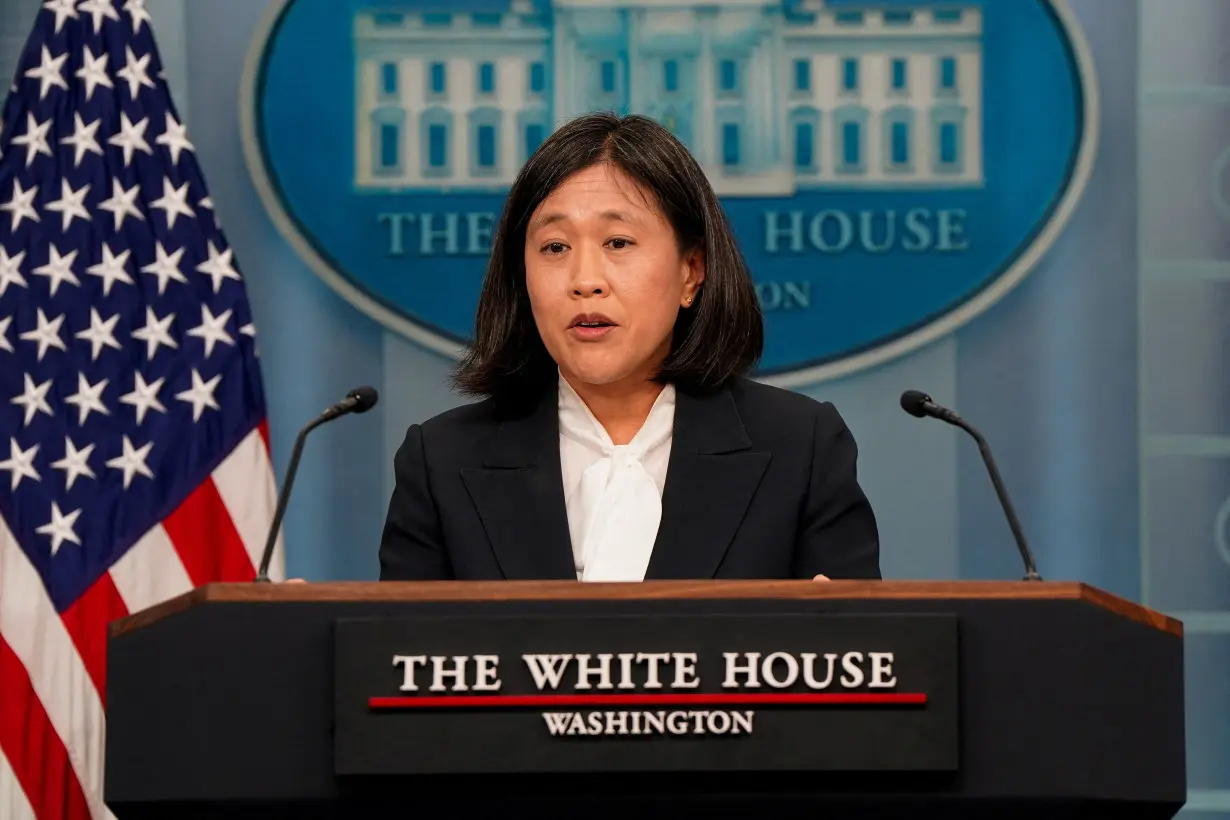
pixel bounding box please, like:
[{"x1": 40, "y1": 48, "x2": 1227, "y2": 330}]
[{"x1": 378, "y1": 377, "x2": 881, "y2": 581}]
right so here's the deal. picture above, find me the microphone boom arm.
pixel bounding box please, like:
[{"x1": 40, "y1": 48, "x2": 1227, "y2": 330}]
[
  {"x1": 253, "y1": 386, "x2": 379, "y2": 583},
  {"x1": 254, "y1": 415, "x2": 327, "y2": 583},
  {"x1": 949, "y1": 415, "x2": 1042, "y2": 582}
]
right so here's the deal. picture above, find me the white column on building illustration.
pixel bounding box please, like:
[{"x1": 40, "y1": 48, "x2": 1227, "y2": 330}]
[
  {"x1": 695, "y1": 8, "x2": 715, "y2": 166},
  {"x1": 356, "y1": 60, "x2": 372, "y2": 184},
  {"x1": 961, "y1": 50, "x2": 983, "y2": 181},
  {"x1": 402, "y1": 58, "x2": 422, "y2": 184},
  {"x1": 748, "y1": 43, "x2": 765, "y2": 168},
  {"x1": 768, "y1": 18, "x2": 786, "y2": 167},
  {"x1": 627, "y1": 9, "x2": 642, "y2": 114},
  {"x1": 756, "y1": 39, "x2": 775, "y2": 168},
  {"x1": 910, "y1": 52, "x2": 929, "y2": 178}
]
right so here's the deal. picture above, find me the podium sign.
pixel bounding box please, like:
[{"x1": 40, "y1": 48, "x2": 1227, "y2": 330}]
[{"x1": 333, "y1": 612, "x2": 959, "y2": 775}]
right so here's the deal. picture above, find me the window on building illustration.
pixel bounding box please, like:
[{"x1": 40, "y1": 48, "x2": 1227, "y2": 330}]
[
  {"x1": 379, "y1": 123, "x2": 399, "y2": 169},
  {"x1": 934, "y1": 9, "x2": 963, "y2": 23},
  {"x1": 939, "y1": 57, "x2": 957, "y2": 92},
  {"x1": 529, "y1": 62, "x2": 546, "y2": 94},
  {"x1": 891, "y1": 58, "x2": 907, "y2": 91},
  {"x1": 601, "y1": 60, "x2": 616, "y2": 93},
  {"x1": 835, "y1": 11, "x2": 862, "y2": 24},
  {"x1": 664, "y1": 59, "x2": 678, "y2": 92},
  {"x1": 472, "y1": 13, "x2": 502, "y2": 26},
  {"x1": 381, "y1": 62, "x2": 398, "y2": 96},
  {"x1": 794, "y1": 59, "x2": 809, "y2": 92},
  {"x1": 794, "y1": 121, "x2": 813, "y2": 169},
  {"x1": 430, "y1": 62, "x2": 447, "y2": 95},
  {"x1": 842, "y1": 120, "x2": 860, "y2": 167},
  {"x1": 719, "y1": 59, "x2": 738, "y2": 92},
  {"x1": 423, "y1": 13, "x2": 451, "y2": 26},
  {"x1": 722, "y1": 123, "x2": 740, "y2": 166},
  {"x1": 429, "y1": 123, "x2": 448, "y2": 168},
  {"x1": 883, "y1": 10, "x2": 912, "y2": 24},
  {"x1": 477, "y1": 124, "x2": 496, "y2": 169},
  {"x1": 939, "y1": 121, "x2": 958, "y2": 165},
  {"x1": 525, "y1": 123, "x2": 545, "y2": 159},
  {"x1": 891, "y1": 121, "x2": 909, "y2": 165},
  {"x1": 841, "y1": 58, "x2": 858, "y2": 92},
  {"x1": 478, "y1": 62, "x2": 495, "y2": 95},
  {"x1": 372, "y1": 13, "x2": 403, "y2": 27}
]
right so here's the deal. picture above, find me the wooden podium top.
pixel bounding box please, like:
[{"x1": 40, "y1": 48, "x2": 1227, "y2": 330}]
[{"x1": 108, "y1": 579, "x2": 1182, "y2": 639}]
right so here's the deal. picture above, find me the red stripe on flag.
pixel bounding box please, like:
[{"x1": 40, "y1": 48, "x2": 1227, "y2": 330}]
[
  {"x1": 0, "y1": 633, "x2": 92, "y2": 820},
  {"x1": 257, "y1": 420, "x2": 272, "y2": 456},
  {"x1": 59, "y1": 572, "x2": 129, "y2": 707},
  {"x1": 163, "y1": 479, "x2": 256, "y2": 584}
]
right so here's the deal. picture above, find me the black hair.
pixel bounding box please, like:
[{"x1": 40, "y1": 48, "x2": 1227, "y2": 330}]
[{"x1": 451, "y1": 111, "x2": 763, "y2": 402}]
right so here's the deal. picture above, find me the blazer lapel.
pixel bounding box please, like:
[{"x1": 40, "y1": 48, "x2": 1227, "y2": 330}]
[
  {"x1": 645, "y1": 383, "x2": 770, "y2": 579},
  {"x1": 459, "y1": 389, "x2": 577, "y2": 580}
]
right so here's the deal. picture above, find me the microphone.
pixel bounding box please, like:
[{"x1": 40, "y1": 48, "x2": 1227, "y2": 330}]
[
  {"x1": 254, "y1": 386, "x2": 380, "y2": 583},
  {"x1": 900, "y1": 389, "x2": 1042, "y2": 582}
]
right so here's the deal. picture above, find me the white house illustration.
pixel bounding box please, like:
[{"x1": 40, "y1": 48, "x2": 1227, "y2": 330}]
[{"x1": 352, "y1": 0, "x2": 983, "y2": 196}]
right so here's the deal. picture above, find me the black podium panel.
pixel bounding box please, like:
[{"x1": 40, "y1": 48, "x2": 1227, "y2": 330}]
[{"x1": 103, "y1": 589, "x2": 1186, "y2": 820}]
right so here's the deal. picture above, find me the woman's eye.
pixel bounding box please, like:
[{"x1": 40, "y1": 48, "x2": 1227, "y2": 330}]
[
  {"x1": 543, "y1": 242, "x2": 566, "y2": 254},
  {"x1": 608, "y1": 238, "x2": 631, "y2": 250}
]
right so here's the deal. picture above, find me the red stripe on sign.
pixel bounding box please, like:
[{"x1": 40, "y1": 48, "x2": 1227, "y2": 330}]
[
  {"x1": 369, "y1": 692, "x2": 927, "y2": 709},
  {"x1": 163, "y1": 478, "x2": 257, "y2": 584},
  {"x1": 0, "y1": 634, "x2": 92, "y2": 820}
]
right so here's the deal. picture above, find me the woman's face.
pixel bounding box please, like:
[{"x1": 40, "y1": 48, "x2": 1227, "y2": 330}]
[{"x1": 524, "y1": 162, "x2": 704, "y2": 391}]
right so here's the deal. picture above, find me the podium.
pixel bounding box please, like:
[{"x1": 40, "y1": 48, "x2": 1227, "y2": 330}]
[{"x1": 103, "y1": 580, "x2": 1186, "y2": 819}]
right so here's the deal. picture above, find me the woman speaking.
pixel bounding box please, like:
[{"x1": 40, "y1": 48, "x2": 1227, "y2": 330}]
[{"x1": 378, "y1": 112, "x2": 881, "y2": 583}]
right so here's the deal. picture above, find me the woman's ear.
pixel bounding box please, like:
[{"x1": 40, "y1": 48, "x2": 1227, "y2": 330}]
[{"x1": 681, "y1": 246, "x2": 706, "y2": 306}]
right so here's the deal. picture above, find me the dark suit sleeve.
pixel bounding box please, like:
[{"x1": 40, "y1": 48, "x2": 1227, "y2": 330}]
[
  {"x1": 791, "y1": 403, "x2": 882, "y2": 580},
  {"x1": 378, "y1": 424, "x2": 454, "y2": 580}
]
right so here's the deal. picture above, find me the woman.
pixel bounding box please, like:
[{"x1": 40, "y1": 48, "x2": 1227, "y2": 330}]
[{"x1": 378, "y1": 112, "x2": 880, "y2": 582}]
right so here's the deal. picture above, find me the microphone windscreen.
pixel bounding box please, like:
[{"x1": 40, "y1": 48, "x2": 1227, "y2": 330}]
[
  {"x1": 347, "y1": 386, "x2": 379, "y2": 413},
  {"x1": 899, "y1": 389, "x2": 931, "y2": 418}
]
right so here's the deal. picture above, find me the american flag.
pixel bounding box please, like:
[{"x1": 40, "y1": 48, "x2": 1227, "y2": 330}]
[{"x1": 0, "y1": 1, "x2": 284, "y2": 817}]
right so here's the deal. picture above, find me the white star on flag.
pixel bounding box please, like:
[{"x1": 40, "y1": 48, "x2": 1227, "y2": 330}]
[
  {"x1": 78, "y1": 0, "x2": 121, "y2": 33},
  {"x1": 61, "y1": 112, "x2": 104, "y2": 166},
  {"x1": 104, "y1": 435, "x2": 154, "y2": 488},
  {"x1": 98, "y1": 177, "x2": 145, "y2": 229},
  {"x1": 0, "y1": 438, "x2": 40, "y2": 491},
  {"x1": 50, "y1": 437, "x2": 97, "y2": 490},
  {"x1": 140, "y1": 241, "x2": 187, "y2": 294},
  {"x1": 36, "y1": 501, "x2": 82, "y2": 555},
  {"x1": 32, "y1": 244, "x2": 80, "y2": 295},
  {"x1": 64, "y1": 373, "x2": 111, "y2": 425},
  {"x1": 10, "y1": 112, "x2": 52, "y2": 166},
  {"x1": 129, "y1": 306, "x2": 178, "y2": 359},
  {"x1": 45, "y1": 178, "x2": 92, "y2": 231},
  {"x1": 75, "y1": 45, "x2": 114, "y2": 100},
  {"x1": 18, "y1": 308, "x2": 67, "y2": 361},
  {"x1": 0, "y1": 247, "x2": 27, "y2": 296},
  {"x1": 24, "y1": 45, "x2": 68, "y2": 100},
  {"x1": 74, "y1": 307, "x2": 123, "y2": 360},
  {"x1": 174, "y1": 368, "x2": 222, "y2": 421},
  {"x1": 108, "y1": 112, "x2": 152, "y2": 165},
  {"x1": 1, "y1": 179, "x2": 41, "y2": 231},
  {"x1": 116, "y1": 44, "x2": 154, "y2": 99},
  {"x1": 119, "y1": 372, "x2": 167, "y2": 424}
]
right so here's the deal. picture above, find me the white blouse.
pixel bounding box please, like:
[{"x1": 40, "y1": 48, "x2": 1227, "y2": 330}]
[{"x1": 557, "y1": 375, "x2": 675, "y2": 581}]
